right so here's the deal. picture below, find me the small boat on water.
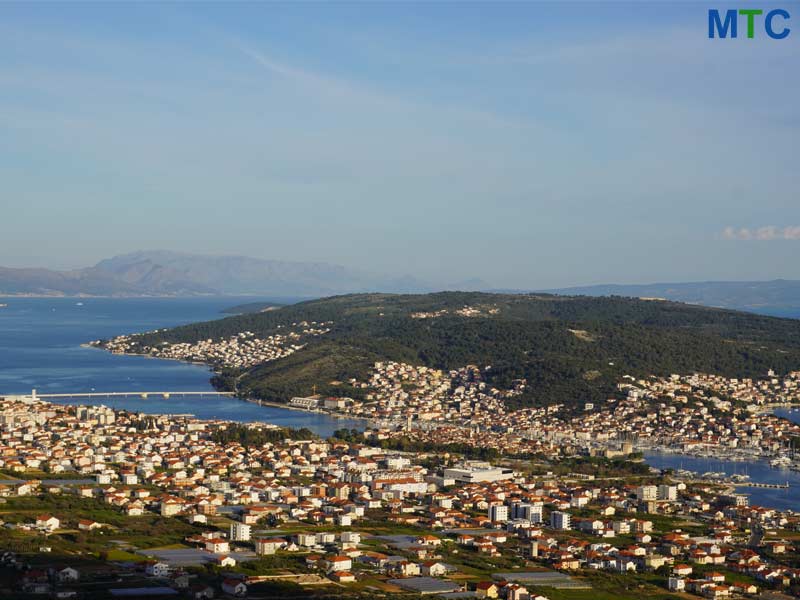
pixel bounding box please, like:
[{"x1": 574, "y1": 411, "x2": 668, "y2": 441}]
[
  {"x1": 771, "y1": 456, "x2": 792, "y2": 468},
  {"x1": 0, "y1": 303, "x2": 7, "y2": 308}
]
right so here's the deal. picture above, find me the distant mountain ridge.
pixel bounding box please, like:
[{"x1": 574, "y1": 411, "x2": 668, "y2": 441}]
[
  {"x1": 3, "y1": 252, "x2": 799, "y2": 314},
  {"x1": 0, "y1": 251, "x2": 489, "y2": 297},
  {"x1": 542, "y1": 280, "x2": 800, "y2": 316}
]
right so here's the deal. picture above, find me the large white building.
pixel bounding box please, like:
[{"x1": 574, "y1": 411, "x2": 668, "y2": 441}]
[
  {"x1": 550, "y1": 511, "x2": 571, "y2": 530},
  {"x1": 384, "y1": 480, "x2": 428, "y2": 496},
  {"x1": 289, "y1": 397, "x2": 319, "y2": 409},
  {"x1": 76, "y1": 405, "x2": 116, "y2": 425},
  {"x1": 512, "y1": 502, "x2": 543, "y2": 523},
  {"x1": 489, "y1": 504, "x2": 509, "y2": 523},
  {"x1": 658, "y1": 484, "x2": 678, "y2": 501},
  {"x1": 230, "y1": 522, "x2": 251, "y2": 542},
  {"x1": 637, "y1": 485, "x2": 658, "y2": 502},
  {"x1": 443, "y1": 461, "x2": 515, "y2": 484}
]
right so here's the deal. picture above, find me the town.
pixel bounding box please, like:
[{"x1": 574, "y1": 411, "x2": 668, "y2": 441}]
[
  {"x1": 93, "y1": 321, "x2": 333, "y2": 370},
  {"x1": 298, "y1": 362, "x2": 800, "y2": 465},
  {"x1": 0, "y1": 394, "x2": 799, "y2": 599},
  {"x1": 97, "y1": 324, "x2": 800, "y2": 464}
]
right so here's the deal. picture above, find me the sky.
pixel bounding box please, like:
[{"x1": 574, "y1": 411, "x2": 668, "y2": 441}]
[{"x1": 1, "y1": 1, "x2": 798, "y2": 289}]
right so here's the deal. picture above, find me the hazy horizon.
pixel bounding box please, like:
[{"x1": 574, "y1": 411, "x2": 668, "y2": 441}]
[
  {"x1": 5, "y1": 248, "x2": 800, "y2": 292},
  {"x1": 2, "y1": 2, "x2": 798, "y2": 289}
]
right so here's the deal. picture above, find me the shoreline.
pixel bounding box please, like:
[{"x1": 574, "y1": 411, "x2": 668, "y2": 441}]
[
  {"x1": 238, "y1": 396, "x2": 373, "y2": 425},
  {"x1": 0, "y1": 293, "x2": 240, "y2": 299},
  {"x1": 87, "y1": 344, "x2": 376, "y2": 426},
  {"x1": 757, "y1": 402, "x2": 800, "y2": 414},
  {"x1": 640, "y1": 445, "x2": 800, "y2": 476}
]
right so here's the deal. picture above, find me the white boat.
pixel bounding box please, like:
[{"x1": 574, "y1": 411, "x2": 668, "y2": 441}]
[{"x1": 770, "y1": 456, "x2": 792, "y2": 468}]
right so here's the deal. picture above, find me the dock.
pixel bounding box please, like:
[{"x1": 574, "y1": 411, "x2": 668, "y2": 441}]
[{"x1": 734, "y1": 482, "x2": 790, "y2": 489}]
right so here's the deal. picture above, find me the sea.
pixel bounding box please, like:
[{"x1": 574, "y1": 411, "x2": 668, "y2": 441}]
[
  {"x1": 0, "y1": 297, "x2": 363, "y2": 437},
  {"x1": 643, "y1": 452, "x2": 799, "y2": 511},
  {"x1": 1, "y1": 297, "x2": 799, "y2": 508}
]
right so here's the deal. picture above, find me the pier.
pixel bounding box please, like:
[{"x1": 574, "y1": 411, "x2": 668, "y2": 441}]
[{"x1": 734, "y1": 482, "x2": 790, "y2": 489}]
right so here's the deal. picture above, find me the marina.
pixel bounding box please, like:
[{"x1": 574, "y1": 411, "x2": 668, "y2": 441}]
[{"x1": 644, "y1": 451, "x2": 800, "y2": 511}]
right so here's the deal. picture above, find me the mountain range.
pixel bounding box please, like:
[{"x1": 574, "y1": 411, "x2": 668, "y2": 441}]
[
  {"x1": 2, "y1": 251, "x2": 800, "y2": 317},
  {"x1": 0, "y1": 251, "x2": 485, "y2": 297}
]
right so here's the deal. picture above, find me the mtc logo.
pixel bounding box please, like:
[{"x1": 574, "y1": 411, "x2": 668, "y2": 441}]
[{"x1": 708, "y1": 8, "x2": 791, "y2": 39}]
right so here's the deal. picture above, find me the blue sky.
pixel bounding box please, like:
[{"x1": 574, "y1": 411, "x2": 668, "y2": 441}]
[{"x1": 1, "y1": 1, "x2": 798, "y2": 288}]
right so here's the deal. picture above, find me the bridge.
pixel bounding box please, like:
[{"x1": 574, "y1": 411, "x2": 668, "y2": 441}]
[{"x1": 20, "y1": 390, "x2": 235, "y2": 400}]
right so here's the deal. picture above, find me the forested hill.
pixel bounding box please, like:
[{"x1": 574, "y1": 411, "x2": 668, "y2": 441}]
[{"x1": 113, "y1": 292, "x2": 800, "y2": 410}]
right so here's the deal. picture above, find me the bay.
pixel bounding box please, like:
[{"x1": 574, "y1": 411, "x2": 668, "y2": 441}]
[
  {"x1": 0, "y1": 297, "x2": 362, "y2": 437},
  {"x1": 644, "y1": 452, "x2": 799, "y2": 511}
]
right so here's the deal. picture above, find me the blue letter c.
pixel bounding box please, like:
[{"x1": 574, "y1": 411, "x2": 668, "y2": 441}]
[{"x1": 766, "y1": 9, "x2": 791, "y2": 39}]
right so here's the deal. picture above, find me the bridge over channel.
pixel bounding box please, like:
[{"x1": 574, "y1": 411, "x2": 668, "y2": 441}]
[{"x1": 11, "y1": 390, "x2": 235, "y2": 400}]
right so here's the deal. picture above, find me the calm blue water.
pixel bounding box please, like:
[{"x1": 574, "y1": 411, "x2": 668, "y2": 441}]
[
  {"x1": 0, "y1": 297, "x2": 362, "y2": 437},
  {"x1": 774, "y1": 407, "x2": 800, "y2": 425},
  {"x1": 644, "y1": 452, "x2": 799, "y2": 511}
]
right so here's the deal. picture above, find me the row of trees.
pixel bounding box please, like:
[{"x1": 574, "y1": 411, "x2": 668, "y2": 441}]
[{"x1": 210, "y1": 423, "x2": 317, "y2": 446}]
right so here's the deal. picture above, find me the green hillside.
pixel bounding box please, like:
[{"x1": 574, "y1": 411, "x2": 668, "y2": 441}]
[{"x1": 115, "y1": 292, "x2": 800, "y2": 411}]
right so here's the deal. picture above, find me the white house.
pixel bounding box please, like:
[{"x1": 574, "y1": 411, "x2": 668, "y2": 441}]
[
  {"x1": 668, "y1": 577, "x2": 685, "y2": 592},
  {"x1": 35, "y1": 515, "x2": 60, "y2": 531},
  {"x1": 56, "y1": 567, "x2": 80, "y2": 582},
  {"x1": 422, "y1": 561, "x2": 448, "y2": 577},
  {"x1": 204, "y1": 538, "x2": 230, "y2": 554},
  {"x1": 255, "y1": 538, "x2": 285, "y2": 556},
  {"x1": 324, "y1": 556, "x2": 352, "y2": 573},
  {"x1": 78, "y1": 519, "x2": 102, "y2": 531},
  {"x1": 221, "y1": 579, "x2": 247, "y2": 597},
  {"x1": 145, "y1": 562, "x2": 170, "y2": 577}
]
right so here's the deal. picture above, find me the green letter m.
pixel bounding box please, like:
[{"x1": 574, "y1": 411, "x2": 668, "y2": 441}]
[{"x1": 709, "y1": 9, "x2": 738, "y2": 38}]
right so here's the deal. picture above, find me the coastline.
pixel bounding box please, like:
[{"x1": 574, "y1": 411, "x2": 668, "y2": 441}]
[
  {"x1": 82, "y1": 343, "x2": 216, "y2": 369},
  {"x1": 636, "y1": 441, "x2": 789, "y2": 463},
  {"x1": 758, "y1": 402, "x2": 800, "y2": 414},
  {"x1": 239, "y1": 396, "x2": 373, "y2": 425},
  {"x1": 0, "y1": 293, "x2": 223, "y2": 299},
  {"x1": 87, "y1": 343, "x2": 377, "y2": 426}
]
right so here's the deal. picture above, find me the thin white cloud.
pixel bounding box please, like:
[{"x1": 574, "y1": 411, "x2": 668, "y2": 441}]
[
  {"x1": 235, "y1": 43, "x2": 347, "y2": 94},
  {"x1": 723, "y1": 226, "x2": 800, "y2": 241}
]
